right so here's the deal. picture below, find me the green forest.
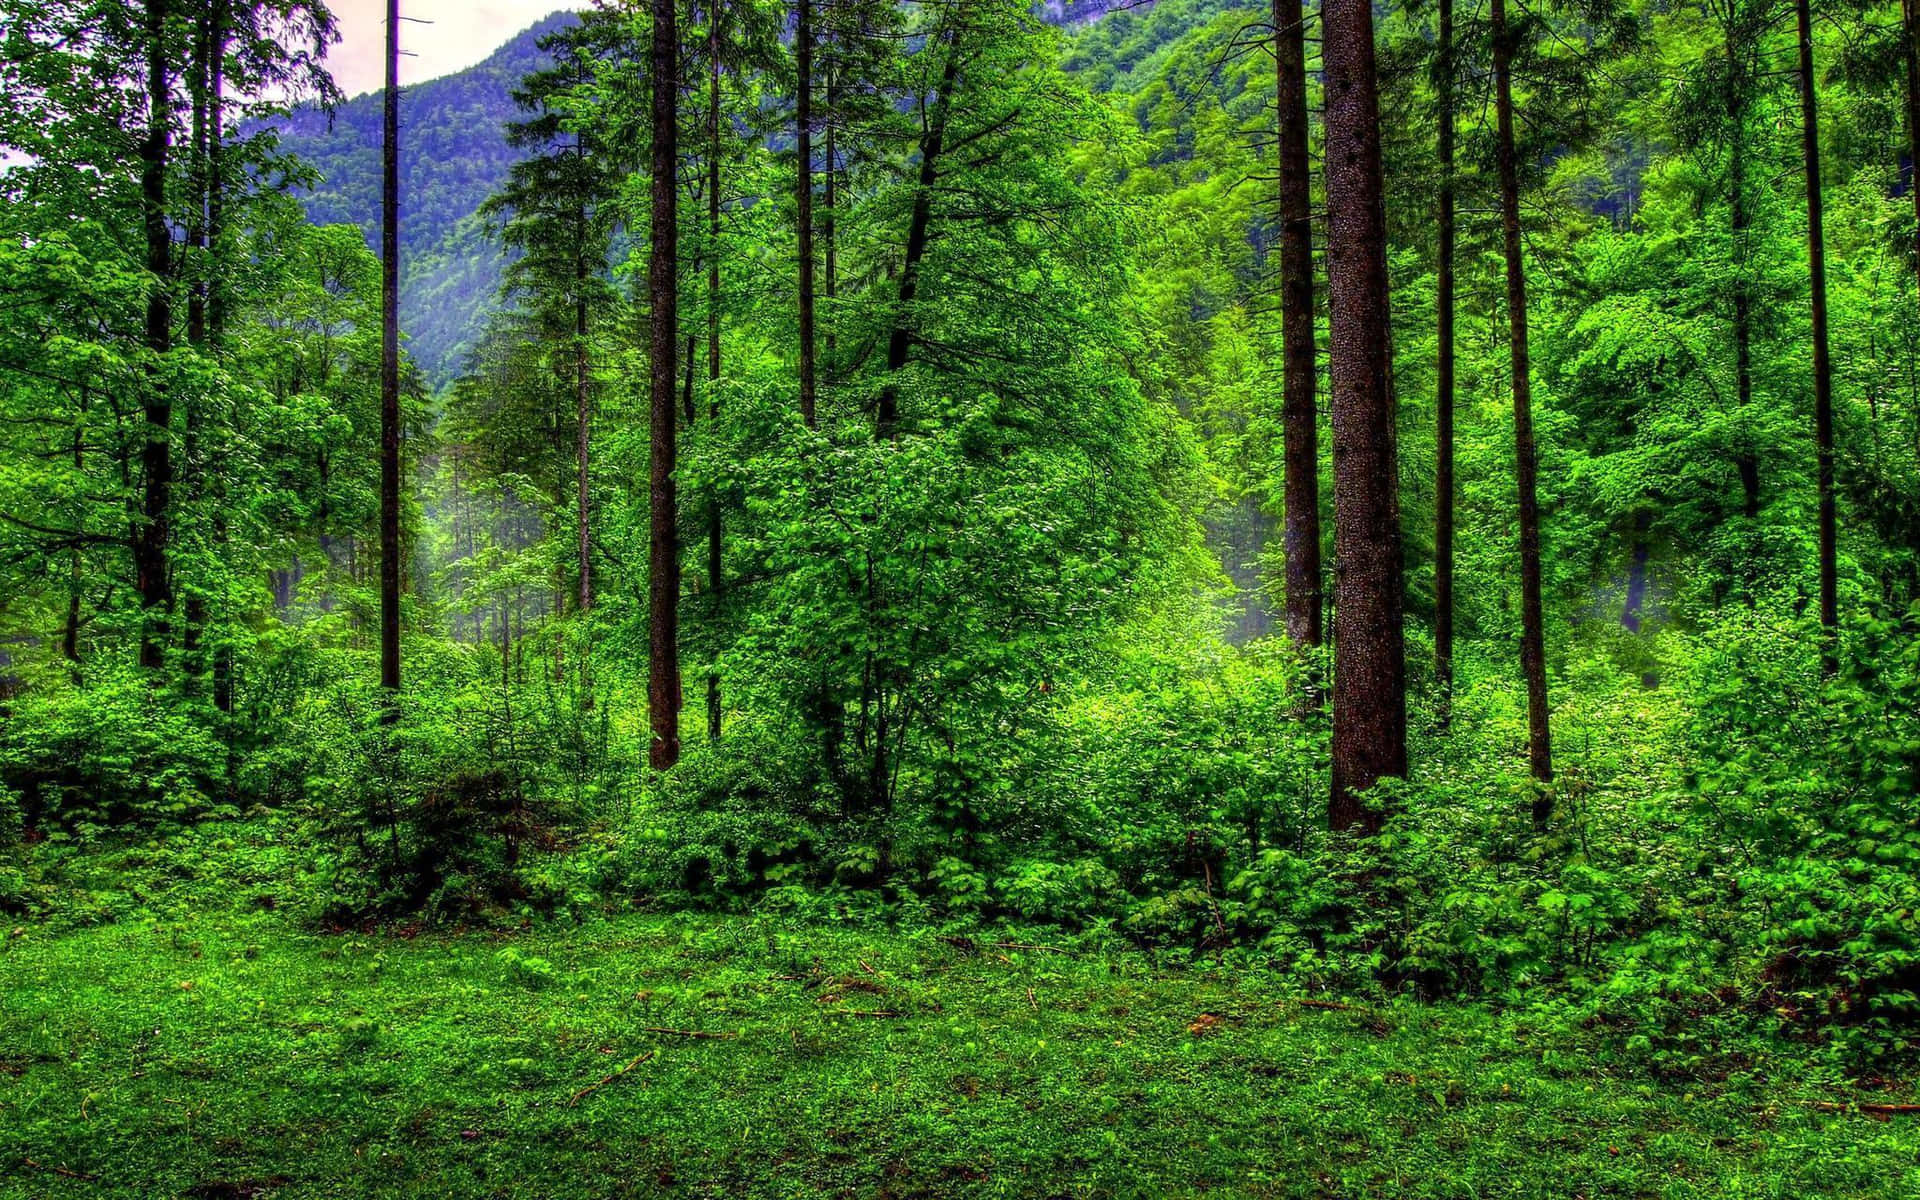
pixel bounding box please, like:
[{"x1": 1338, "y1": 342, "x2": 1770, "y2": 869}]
[{"x1": 2, "y1": 0, "x2": 1920, "y2": 1193}]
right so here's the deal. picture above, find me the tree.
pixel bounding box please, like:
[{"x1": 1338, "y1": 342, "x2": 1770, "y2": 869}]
[
  {"x1": 1792, "y1": 0, "x2": 1838, "y2": 660},
  {"x1": 135, "y1": 0, "x2": 175, "y2": 674},
  {"x1": 648, "y1": 0, "x2": 683, "y2": 769},
  {"x1": 379, "y1": 0, "x2": 403, "y2": 704},
  {"x1": 1321, "y1": 0, "x2": 1407, "y2": 831},
  {"x1": 1274, "y1": 0, "x2": 1320, "y2": 651},
  {"x1": 1433, "y1": 0, "x2": 1457, "y2": 708},
  {"x1": 797, "y1": 0, "x2": 818, "y2": 427},
  {"x1": 1489, "y1": 0, "x2": 1554, "y2": 816}
]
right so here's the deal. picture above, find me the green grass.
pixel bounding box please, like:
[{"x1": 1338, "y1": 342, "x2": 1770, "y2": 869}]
[{"x1": 2, "y1": 909, "x2": 1916, "y2": 1199}]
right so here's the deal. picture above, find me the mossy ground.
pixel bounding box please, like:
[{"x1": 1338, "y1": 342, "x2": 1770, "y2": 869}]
[{"x1": 3, "y1": 902, "x2": 1917, "y2": 1199}]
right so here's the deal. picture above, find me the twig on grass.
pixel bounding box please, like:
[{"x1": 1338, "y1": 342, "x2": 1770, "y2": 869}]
[
  {"x1": 641, "y1": 1027, "x2": 735, "y2": 1040},
  {"x1": 24, "y1": 1158, "x2": 98, "y2": 1182},
  {"x1": 567, "y1": 1050, "x2": 656, "y2": 1107},
  {"x1": 1813, "y1": 1101, "x2": 1920, "y2": 1115}
]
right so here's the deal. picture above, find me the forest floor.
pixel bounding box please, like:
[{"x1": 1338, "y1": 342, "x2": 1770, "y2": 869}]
[{"x1": 3, "y1": 902, "x2": 1918, "y2": 1198}]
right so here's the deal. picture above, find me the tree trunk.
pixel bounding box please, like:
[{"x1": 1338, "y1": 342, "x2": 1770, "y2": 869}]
[
  {"x1": 797, "y1": 0, "x2": 818, "y2": 426},
  {"x1": 708, "y1": 9, "x2": 724, "y2": 742},
  {"x1": 877, "y1": 31, "x2": 960, "y2": 439},
  {"x1": 1433, "y1": 0, "x2": 1456, "y2": 710},
  {"x1": 379, "y1": 0, "x2": 403, "y2": 704},
  {"x1": 1275, "y1": 0, "x2": 1321, "y2": 651},
  {"x1": 209, "y1": 0, "x2": 232, "y2": 715},
  {"x1": 1726, "y1": 29, "x2": 1760, "y2": 520},
  {"x1": 1321, "y1": 0, "x2": 1406, "y2": 833},
  {"x1": 1794, "y1": 0, "x2": 1839, "y2": 662},
  {"x1": 648, "y1": 0, "x2": 683, "y2": 769},
  {"x1": 135, "y1": 0, "x2": 174, "y2": 675},
  {"x1": 1904, "y1": 0, "x2": 1920, "y2": 278},
  {"x1": 1491, "y1": 0, "x2": 1554, "y2": 818}
]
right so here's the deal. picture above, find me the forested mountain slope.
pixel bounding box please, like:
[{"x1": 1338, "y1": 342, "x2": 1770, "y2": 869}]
[{"x1": 272, "y1": 11, "x2": 579, "y2": 380}]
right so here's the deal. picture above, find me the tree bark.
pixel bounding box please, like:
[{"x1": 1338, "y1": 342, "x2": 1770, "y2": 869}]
[
  {"x1": 1904, "y1": 0, "x2": 1920, "y2": 278},
  {"x1": 649, "y1": 0, "x2": 683, "y2": 769},
  {"x1": 209, "y1": 0, "x2": 232, "y2": 715},
  {"x1": 1726, "y1": 25, "x2": 1760, "y2": 519},
  {"x1": 1491, "y1": 0, "x2": 1554, "y2": 818},
  {"x1": 1275, "y1": 0, "x2": 1321, "y2": 651},
  {"x1": 1794, "y1": 0, "x2": 1839, "y2": 662},
  {"x1": 797, "y1": 0, "x2": 818, "y2": 426},
  {"x1": 379, "y1": 0, "x2": 403, "y2": 704},
  {"x1": 135, "y1": 0, "x2": 175, "y2": 675},
  {"x1": 708, "y1": 7, "x2": 724, "y2": 742},
  {"x1": 1321, "y1": 0, "x2": 1406, "y2": 833},
  {"x1": 1433, "y1": 0, "x2": 1456, "y2": 710}
]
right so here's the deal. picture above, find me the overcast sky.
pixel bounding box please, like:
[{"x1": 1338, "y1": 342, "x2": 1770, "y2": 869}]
[{"x1": 324, "y1": 1, "x2": 577, "y2": 98}]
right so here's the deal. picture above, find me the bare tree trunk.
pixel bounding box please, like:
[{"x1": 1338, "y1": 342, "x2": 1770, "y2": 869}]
[
  {"x1": 1491, "y1": 0, "x2": 1554, "y2": 818},
  {"x1": 379, "y1": 0, "x2": 403, "y2": 705},
  {"x1": 648, "y1": 0, "x2": 683, "y2": 769},
  {"x1": 135, "y1": 0, "x2": 174, "y2": 675},
  {"x1": 1275, "y1": 0, "x2": 1321, "y2": 651},
  {"x1": 797, "y1": 0, "x2": 817, "y2": 426},
  {"x1": 209, "y1": 0, "x2": 233, "y2": 715},
  {"x1": 1794, "y1": 0, "x2": 1839, "y2": 664},
  {"x1": 1433, "y1": 0, "x2": 1456, "y2": 710},
  {"x1": 707, "y1": 8, "x2": 724, "y2": 742},
  {"x1": 1321, "y1": 0, "x2": 1406, "y2": 833},
  {"x1": 1905, "y1": 0, "x2": 1920, "y2": 278}
]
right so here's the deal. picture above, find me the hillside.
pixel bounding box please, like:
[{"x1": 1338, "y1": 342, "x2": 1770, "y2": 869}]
[{"x1": 273, "y1": 10, "x2": 579, "y2": 382}]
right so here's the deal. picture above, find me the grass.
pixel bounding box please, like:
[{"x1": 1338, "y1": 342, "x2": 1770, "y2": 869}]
[{"x1": 3, "y1": 903, "x2": 1918, "y2": 1199}]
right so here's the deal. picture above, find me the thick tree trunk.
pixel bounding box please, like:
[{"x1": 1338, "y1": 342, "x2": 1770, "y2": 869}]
[
  {"x1": 379, "y1": 0, "x2": 403, "y2": 703},
  {"x1": 708, "y1": 11, "x2": 724, "y2": 742},
  {"x1": 209, "y1": 0, "x2": 232, "y2": 715},
  {"x1": 1491, "y1": 0, "x2": 1555, "y2": 818},
  {"x1": 1274, "y1": 0, "x2": 1321, "y2": 651},
  {"x1": 182, "y1": 9, "x2": 210, "y2": 687},
  {"x1": 648, "y1": 0, "x2": 683, "y2": 769},
  {"x1": 1905, "y1": 0, "x2": 1920, "y2": 277},
  {"x1": 797, "y1": 0, "x2": 817, "y2": 426},
  {"x1": 1434, "y1": 0, "x2": 1456, "y2": 710},
  {"x1": 135, "y1": 0, "x2": 174, "y2": 675},
  {"x1": 1794, "y1": 0, "x2": 1839, "y2": 662},
  {"x1": 1321, "y1": 0, "x2": 1406, "y2": 833}
]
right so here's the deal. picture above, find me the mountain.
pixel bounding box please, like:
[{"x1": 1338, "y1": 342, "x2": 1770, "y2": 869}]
[
  {"x1": 272, "y1": 10, "x2": 580, "y2": 383},
  {"x1": 271, "y1": 3, "x2": 1193, "y2": 385}
]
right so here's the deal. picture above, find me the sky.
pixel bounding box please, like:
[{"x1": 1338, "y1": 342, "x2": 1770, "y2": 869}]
[{"x1": 325, "y1": 1, "x2": 576, "y2": 98}]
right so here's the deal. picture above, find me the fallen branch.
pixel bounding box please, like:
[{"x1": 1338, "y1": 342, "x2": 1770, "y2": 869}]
[
  {"x1": 833, "y1": 1009, "x2": 904, "y2": 1019},
  {"x1": 641, "y1": 1027, "x2": 734, "y2": 1040},
  {"x1": 1813, "y1": 1101, "x2": 1920, "y2": 1115},
  {"x1": 1297, "y1": 999, "x2": 1355, "y2": 1012},
  {"x1": 567, "y1": 1050, "x2": 656, "y2": 1107},
  {"x1": 992, "y1": 941, "x2": 1071, "y2": 956},
  {"x1": 24, "y1": 1158, "x2": 98, "y2": 1183}
]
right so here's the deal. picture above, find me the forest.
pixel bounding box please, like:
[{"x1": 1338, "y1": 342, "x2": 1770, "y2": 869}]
[{"x1": 2, "y1": 0, "x2": 1919, "y2": 1193}]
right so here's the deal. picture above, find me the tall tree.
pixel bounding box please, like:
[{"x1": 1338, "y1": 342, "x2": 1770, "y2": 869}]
[
  {"x1": 1906, "y1": 0, "x2": 1920, "y2": 278},
  {"x1": 135, "y1": 0, "x2": 175, "y2": 674},
  {"x1": 1793, "y1": 0, "x2": 1838, "y2": 659},
  {"x1": 1490, "y1": 0, "x2": 1555, "y2": 816},
  {"x1": 1433, "y1": 0, "x2": 1457, "y2": 708},
  {"x1": 706, "y1": 0, "x2": 725, "y2": 740},
  {"x1": 1321, "y1": 0, "x2": 1407, "y2": 832},
  {"x1": 797, "y1": 0, "x2": 818, "y2": 427},
  {"x1": 648, "y1": 0, "x2": 683, "y2": 769},
  {"x1": 1274, "y1": 0, "x2": 1321, "y2": 651},
  {"x1": 379, "y1": 0, "x2": 403, "y2": 703}
]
